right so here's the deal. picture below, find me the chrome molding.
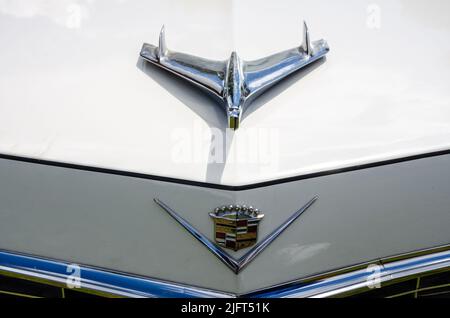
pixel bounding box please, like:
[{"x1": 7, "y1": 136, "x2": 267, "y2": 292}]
[
  {"x1": 0, "y1": 245, "x2": 449, "y2": 298},
  {"x1": 247, "y1": 245, "x2": 450, "y2": 298},
  {"x1": 140, "y1": 21, "x2": 330, "y2": 129},
  {"x1": 0, "y1": 250, "x2": 232, "y2": 298},
  {"x1": 153, "y1": 197, "x2": 318, "y2": 274}
]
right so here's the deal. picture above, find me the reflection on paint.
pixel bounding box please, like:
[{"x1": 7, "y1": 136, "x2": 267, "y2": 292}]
[
  {"x1": 276, "y1": 243, "x2": 330, "y2": 265},
  {"x1": 0, "y1": 0, "x2": 93, "y2": 29}
]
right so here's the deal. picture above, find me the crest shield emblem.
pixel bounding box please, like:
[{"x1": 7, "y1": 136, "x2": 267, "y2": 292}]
[
  {"x1": 209, "y1": 205, "x2": 264, "y2": 251},
  {"x1": 155, "y1": 197, "x2": 318, "y2": 273}
]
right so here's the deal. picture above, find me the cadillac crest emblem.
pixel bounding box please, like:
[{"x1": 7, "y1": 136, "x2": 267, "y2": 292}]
[
  {"x1": 209, "y1": 205, "x2": 264, "y2": 251},
  {"x1": 154, "y1": 197, "x2": 318, "y2": 273}
]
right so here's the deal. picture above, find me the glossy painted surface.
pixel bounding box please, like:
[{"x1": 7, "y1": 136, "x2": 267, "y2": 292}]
[
  {"x1": 0, "y1": 0, "x2": 449, "y2": 186},
  {"x1": 0, "y1": 153, "x2": 449, "y2": 294}
]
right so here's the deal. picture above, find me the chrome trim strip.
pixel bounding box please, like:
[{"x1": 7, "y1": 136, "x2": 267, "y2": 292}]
[
  {"x1": 0, "y1": 250, "x2": 232, "y2": 298},
  {"x1": 0, "y1": 245, "x2": 449, "y2": 298},
  {"x1": 153, "y1": 199, "x2": 239, "y2": 273},
  {"x1": 154, "y1": 197, "x2": 318, "y2": 274},
  {"x1": 246, "y1": 245, "x2": 450, "y2": 298}
]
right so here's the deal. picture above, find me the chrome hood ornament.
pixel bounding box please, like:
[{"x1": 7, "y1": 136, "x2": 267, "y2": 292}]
[{"x1": 140, "y1": 21, "x2": 329, "y2": 129}]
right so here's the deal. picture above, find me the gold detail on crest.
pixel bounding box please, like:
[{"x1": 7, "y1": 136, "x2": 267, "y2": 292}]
[{"x1": 209, "y1": 205, "x2": 264, "y2": 251}]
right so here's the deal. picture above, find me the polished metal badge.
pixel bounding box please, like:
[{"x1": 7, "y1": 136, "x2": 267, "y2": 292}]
[
  {"x1": 154, "y1": 197, "x2": 317, "y2": 274},
  {"x1": 209, "y1": 205, "x2": 264, "y2": 251},
  {"x1": 140, "y1": 21, "x2": 329, "y2": 129}
]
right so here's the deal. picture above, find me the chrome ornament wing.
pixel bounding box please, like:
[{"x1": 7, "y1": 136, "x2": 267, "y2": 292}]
[{"x1": 140, "y1": 22, "x2": 330, "y2": 129}]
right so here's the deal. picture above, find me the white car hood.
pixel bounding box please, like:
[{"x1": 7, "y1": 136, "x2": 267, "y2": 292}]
[{"x1": 0, "y1": 0, "x2": 449, "y2": 186}]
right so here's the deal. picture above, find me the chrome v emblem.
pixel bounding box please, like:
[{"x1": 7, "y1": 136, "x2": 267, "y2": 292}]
[{"x1": 154, "y1": 197, "x2": 318, "y2": 274}]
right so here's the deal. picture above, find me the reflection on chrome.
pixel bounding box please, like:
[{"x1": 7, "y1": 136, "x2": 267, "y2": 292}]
[
  {"x1": 140, "y1": 21, "x2": 329, "y2": 129},
  {"x1": 154, "y1": 196, "x2": 318, "y2": 274},
  {"x1": 0, "y1": 245, "x2": 449, "y2": 298}
]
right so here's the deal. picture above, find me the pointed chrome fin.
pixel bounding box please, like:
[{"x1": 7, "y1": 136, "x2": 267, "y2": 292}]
[
  {"x1": 243, "y1": 21, "x2": 329, "y2": 99},
  {"x1": 158, "y1": 25, "x2": 168, "y2": 60},
  {"x1": 301, "y1": 21, "x2": 312, "y2": 56}
]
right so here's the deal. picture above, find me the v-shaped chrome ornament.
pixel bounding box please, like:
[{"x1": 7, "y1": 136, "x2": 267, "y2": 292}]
[
  {"x1": 140, "y1": 21, "x2": 329, "y2": 129},
  {"x1": 154, "y1": 197, "x2": 318, "y2": 274}
]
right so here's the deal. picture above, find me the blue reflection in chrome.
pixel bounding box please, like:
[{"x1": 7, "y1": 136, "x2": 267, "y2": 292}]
[{"x1": 0, "y1": 250, "x2": 231, "y2": 298}]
